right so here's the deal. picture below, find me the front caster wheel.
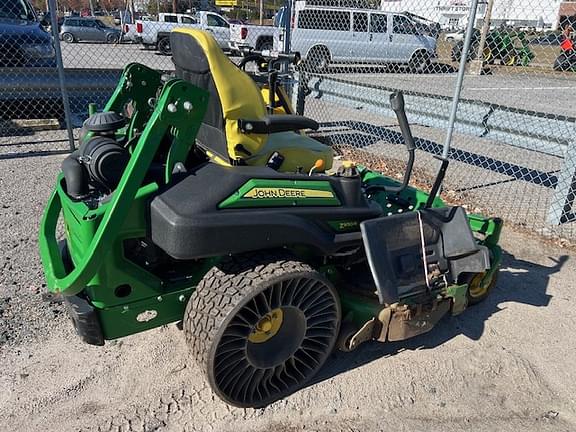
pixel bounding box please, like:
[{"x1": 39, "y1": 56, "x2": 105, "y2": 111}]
[
  {"x1": 185, "y1": 252, "x2": 341, "y2": 408},
  {"x1": 465, "y1": 270, "x2": 499, "y2": 305}
]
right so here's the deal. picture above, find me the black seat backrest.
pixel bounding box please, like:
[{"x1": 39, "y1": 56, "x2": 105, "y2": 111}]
[{"x1": 170, "y1": 31, "x2": 228, "y2": 161}]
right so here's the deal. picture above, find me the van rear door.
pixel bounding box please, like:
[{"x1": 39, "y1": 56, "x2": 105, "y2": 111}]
[{"x1": 390, "y1": 14, "x2": 420, "y2": 62}]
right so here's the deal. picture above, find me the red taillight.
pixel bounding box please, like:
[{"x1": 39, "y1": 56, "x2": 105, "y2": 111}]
[
  {"x1": 136, "y1": 22, "x2": 143, "y2": 33},
  {"x1": 291, "y1": 13, "x2": 295, "y2": 28},
  {"x1": 124, "y1": 24, "x2": 129, "y2": 33},
  {"x1": 240, "y1": 27, "x2": 248, "y2": 40}
]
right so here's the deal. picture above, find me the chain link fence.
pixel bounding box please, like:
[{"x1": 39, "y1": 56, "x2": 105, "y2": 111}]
[
  {"x1": 290, "y1": 0, "x2": 576, "y2": 241},
  {"x1": 1, "y1": 0, "x2": 575, "y2": 241}
]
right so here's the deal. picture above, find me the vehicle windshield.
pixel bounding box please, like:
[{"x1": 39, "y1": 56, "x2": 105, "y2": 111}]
[
  {"x1": 95, "y1": 20, "x2": 108, "y2": 28},
  {"x1": 273, "y1": 8, "x2": 285, "y2": 28},
  {"x1": 0, "y1": 0, "x2": 36, "y2": 21}
]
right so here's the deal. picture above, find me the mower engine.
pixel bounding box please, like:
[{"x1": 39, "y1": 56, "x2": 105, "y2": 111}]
[{"x1": 62, "y1": 111, "x2": 129, "y2": 201}]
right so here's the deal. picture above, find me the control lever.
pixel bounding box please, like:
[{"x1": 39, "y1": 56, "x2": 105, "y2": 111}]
[
  {"x1": 385, "y1": 91, "x2": 416, "y2": 194},
  {"x1": 390, "y1": 91, "x2": 416, "y2": 152}
]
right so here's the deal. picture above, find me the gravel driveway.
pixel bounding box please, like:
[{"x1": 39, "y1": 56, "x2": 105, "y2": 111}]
[{"x1": 0, "y1": 141, "x2": 575, "y2": 432}]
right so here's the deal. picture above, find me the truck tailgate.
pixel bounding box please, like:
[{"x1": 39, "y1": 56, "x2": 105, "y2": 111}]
[{"x1": 229, "y1": 24, "x2": 245, "y2": 42}]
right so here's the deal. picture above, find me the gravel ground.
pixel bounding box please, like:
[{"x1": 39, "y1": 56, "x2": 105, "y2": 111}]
[{"x1": 1, "y1": 141, "x2": 575, "y2": 432}]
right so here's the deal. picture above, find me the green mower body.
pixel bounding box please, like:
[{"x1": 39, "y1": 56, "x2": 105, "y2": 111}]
[{"x1": 40, "y1": 53, "x2": 502, "y2": 407}]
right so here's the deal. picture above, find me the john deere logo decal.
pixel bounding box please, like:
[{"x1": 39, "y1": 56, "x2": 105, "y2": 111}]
[{"x1": 244, "y1": 188, "x2": 334, "y2": 199}]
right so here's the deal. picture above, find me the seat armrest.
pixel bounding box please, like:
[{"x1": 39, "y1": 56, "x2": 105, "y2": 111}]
[{"x1": 238, "y1": 115, "x2": 319, "y2": 134}]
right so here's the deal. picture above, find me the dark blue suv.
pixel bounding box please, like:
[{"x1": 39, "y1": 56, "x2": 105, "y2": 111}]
[{"x1": 0, "y1": 0, "x2": 56, "y2": 67}]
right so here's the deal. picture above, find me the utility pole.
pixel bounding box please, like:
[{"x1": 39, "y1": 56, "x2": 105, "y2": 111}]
[
  {"x1": 173, "y1": 0, "x2": 178, "y2": 13},
  {"x1": 89, "y1": 0, "x2": 95, "y2": 15},
  {"x1": 259, "y1": 0, "x2": 264, "y2": 25},
  {"x1": 470, "y1": 0, "x2": 495, "y2": 75}
]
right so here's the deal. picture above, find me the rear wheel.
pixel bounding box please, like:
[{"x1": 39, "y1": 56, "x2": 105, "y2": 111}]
[
  {"x1": 502, "y1": 53, "x2": 517, "y2": 66},
  {"x1": 256, "y1": 38, "x2": 273, "y2": 51},
  {"x1": 451, "y1": 41, "x2": 465, "y2": 62},
  {"x1": 305, "y1": 46, "x2": 330, "y2": 73},
  {"x1": 62, "y1": 32, "x2": 75, "y2": 43},
  {"x1": 157, "y1": 37, "x2": 171, "y2": 55},
  {"x1": 409, "y1": 50, "x2": 431, "y2": 73},
  {"x1": 553, "y1": 53, "x2": 574, "y2": 71},
  {"x1": 482, "y1": 47, "x2": 493, "y2": 63},
  {"x1": 106, "y1": 33, "x2": 120, "y2": 44},
  {"x1": 185, "y1": 252, "x2": 341, "y2": 408}
]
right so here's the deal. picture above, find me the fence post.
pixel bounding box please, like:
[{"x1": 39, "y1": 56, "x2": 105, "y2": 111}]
[
  {"x1": 282, "y1": 0, "x2": 292, "y2": 56},
  {"x1": 547, "y1": 140, "x2": 576, "y2": 225},
  {"x1": 441, "y1": 0, "x2": 480, "y2": 161},
  {"x1": 281, "y1": 0, "x2": 294, "y2": 99},
  {"x1": 470, "y1": 0, "x2": 495, "y2": 75},
  {"x1": 48, "y1": 0, "x2": 75, "y2": 152}
]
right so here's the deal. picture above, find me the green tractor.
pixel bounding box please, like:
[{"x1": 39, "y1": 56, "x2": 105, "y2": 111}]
[
  {"x1": 39, "y1": 29, "x2": 502, "y2": 408},
  {"x1": 452, "y1": 27, "x2": 534, "y2": 67}
]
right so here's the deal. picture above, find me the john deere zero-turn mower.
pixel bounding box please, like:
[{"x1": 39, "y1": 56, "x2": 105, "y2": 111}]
[{"x1": 39, "y1": 29, "x2": 502, "y2": 408}]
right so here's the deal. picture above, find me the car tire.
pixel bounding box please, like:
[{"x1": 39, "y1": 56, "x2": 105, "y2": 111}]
[
  {"x1": 305, "y1": 46, "x2": 330, "y2": 73},
  {"x1": 106, "y1": 33, "x2": 120, "y2": 44},
  {"x1": 553, "y1": 53, "x2": 571, "y2": 71},
  {"x1": 62, "y1": 33, "x2": 75, "y2": 43},
  {"x1": 409, "y1": 50, "x2": 431, "y2": 74},
  {"x1": 451, "y1": 41, "x2": 463, "y2": 62},
  {"x1": 157, "y1": 37, "x2": 171, "y2": 55},
  {"x1": 502, "y1": 53, "x2": 518, "y2": 66},
  {"x1": 256, "y1": 38, "x2": 273, "y2": 51}
]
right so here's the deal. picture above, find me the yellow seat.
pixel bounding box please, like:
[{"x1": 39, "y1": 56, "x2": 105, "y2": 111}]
[{"x1": 170, "y1": 28, "x2": 333, "y2": 172}]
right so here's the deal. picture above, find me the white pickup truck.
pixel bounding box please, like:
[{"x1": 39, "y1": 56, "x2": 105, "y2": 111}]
[
  {"x1": 229, "y1": 12, "x2": 285, "y2": 53},
  {"x1": 135, "y1": 12, "x2": 230, "y2": 55}
]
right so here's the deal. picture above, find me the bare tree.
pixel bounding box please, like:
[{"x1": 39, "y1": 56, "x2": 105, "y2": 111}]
[{"x1": 100, "y1": 0, "x2": 124, "y2": 10}]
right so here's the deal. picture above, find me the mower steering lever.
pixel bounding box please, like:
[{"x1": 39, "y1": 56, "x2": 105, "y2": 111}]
[{"x1": 383, "y1": 91, "x2": 416, "y2": 194}]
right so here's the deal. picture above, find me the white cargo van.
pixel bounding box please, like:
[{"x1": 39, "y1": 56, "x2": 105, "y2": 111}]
[{"x1": 275, "y1": 4, "x2": 437, "y2": 72}]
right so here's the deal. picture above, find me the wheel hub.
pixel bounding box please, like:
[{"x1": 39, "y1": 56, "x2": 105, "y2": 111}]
[
  {"x1": 468, "y1": 272, "x2": 489, "y2": 298},
  {"x1": 248, "y1": 308, "x2": 283, "y2": 343}
]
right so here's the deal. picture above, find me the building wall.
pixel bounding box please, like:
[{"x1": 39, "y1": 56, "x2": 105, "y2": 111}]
[
  {"x1": 559, "y1": 0, "x2": 576, "y2": 26},
  {"x1": 380, "y1": 0, "x2": 562, "y2": 30}
]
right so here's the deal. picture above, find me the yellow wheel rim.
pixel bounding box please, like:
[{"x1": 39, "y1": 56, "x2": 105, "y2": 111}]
[
  {"x1": 505, "y1": 56, "x2": 516, "y2": 66},
  {"x1": 248, "y1": 308, "x2": 283, "y2": 343},
  {"x1": 468, "y1": 273, "x2": 490, "y2": 299},
  {"x1": 483, "y1": 48, "x2": 492, "y2": 61}
]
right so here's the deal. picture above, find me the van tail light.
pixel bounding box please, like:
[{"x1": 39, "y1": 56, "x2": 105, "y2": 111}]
[
  {"x1": 136, "y1": 22, "x2": 143, "y2": 33},
  {"x1": 291, "y1": 13, "x2": 295, "y2": 28},
  {"x1": 124, "y1": 24, "x2": 129, "y2": 33},
  {"x1": 241, "y1": 27, "x2": 248, "y2": 40}
]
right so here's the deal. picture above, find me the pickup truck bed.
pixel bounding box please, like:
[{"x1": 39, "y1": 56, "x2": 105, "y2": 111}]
[{"x1": 229, "y1": 23, "x2": 278, "y2": 53}]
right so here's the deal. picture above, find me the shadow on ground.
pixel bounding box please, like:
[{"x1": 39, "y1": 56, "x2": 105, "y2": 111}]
[
  {"x1": 310, "y1": 250, "x2": 568, "y2": 386},
  {"x1": 0, "y1": 149, "x2": 70, "y2": 161}
]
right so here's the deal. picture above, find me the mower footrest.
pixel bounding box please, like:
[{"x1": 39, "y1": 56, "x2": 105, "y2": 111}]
[{"x1": 361, "y1": 206, "x2": 489, "y2": 304}]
